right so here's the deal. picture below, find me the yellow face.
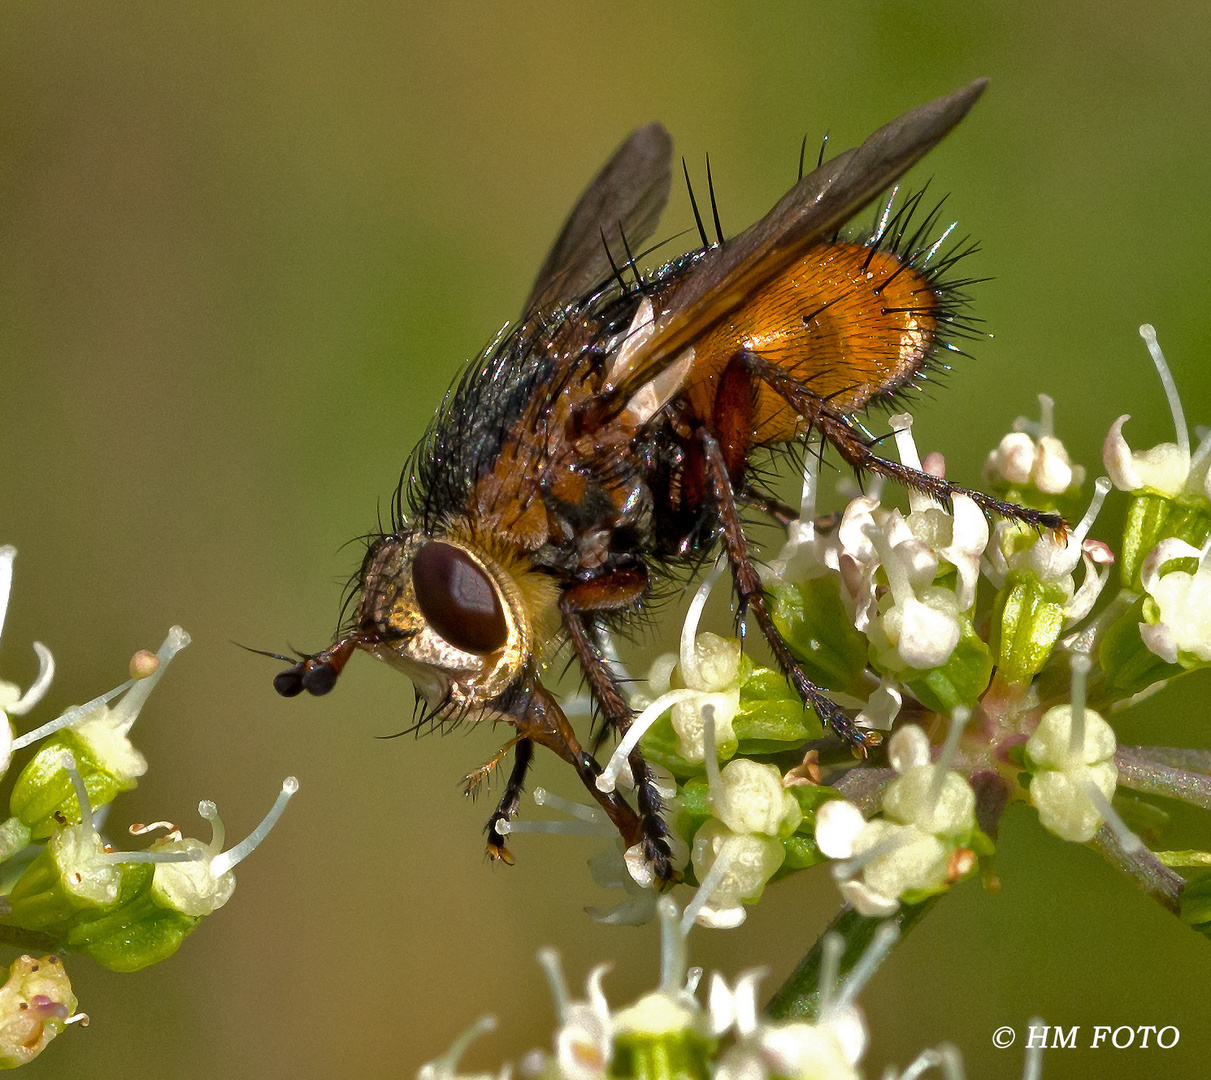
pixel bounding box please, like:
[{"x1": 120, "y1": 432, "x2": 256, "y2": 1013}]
[{"x1": 355, "y1": 528, "x2": 557, "y2": 713}]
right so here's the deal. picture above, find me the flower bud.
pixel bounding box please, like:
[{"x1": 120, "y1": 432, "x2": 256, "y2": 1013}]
[
  {"x1": 10, "y1": 628, "x2": 189, "y2": 839},
  {"x1": 0, "y1": 955, "x2": 79, "y2": 1068}
]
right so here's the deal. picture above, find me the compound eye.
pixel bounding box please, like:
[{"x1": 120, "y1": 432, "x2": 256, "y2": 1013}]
[{"x1": 411, "y1": 541, "x2": 508, "y2": 655}]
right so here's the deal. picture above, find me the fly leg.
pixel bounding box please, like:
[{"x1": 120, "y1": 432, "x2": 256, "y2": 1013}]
[
  {"x1": 480, "y1": 737, "x2": 533, "y2": 865},
  {"x1": 493, "y1": 673, "x2": 648, "y2": 855},
  {"x1": 560, "y1": 573, "x2": 678, "y2": 886},
  {"x1": 699, "y1": 426, "x2": 878, "y2": 753},
  {"x1": 745, "y1": 354, "x2": 1066, "y2": 533}
]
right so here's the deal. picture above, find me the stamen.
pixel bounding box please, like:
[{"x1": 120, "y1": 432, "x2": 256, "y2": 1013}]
[
  {"x1": 832, "y1": 921, "x2": 899, "y2": 1011},
  {"x1": 681, "y1": 844, "x2": 734, "y2": 936},
  {"x1": 60, "y1": 752, "x2": 93, "y2": 831},
  {"x1": 537, "y1": 947, "x2": 569, "y2": 1019},
  {"x1": 1140, "y1": 324, "x2": 1189, "y2": 458},
  {"x1": 1022, "y1": 1016, "x2": 1045, "y2": 1080},
  {"x1": 107, "y1": 626, "x2": 190, "y2": 735},
  {"x1": 816, "y1": 931, "x2": 844, "y2": 1013},
  {"x1": 831, "y1": 832, "x2": 907, "y2": 880},
  {"x1": 418, "y1": 1015, "x2": 497, "y2": 1080},
  {"x1": 897, "y1": 1045, "x2": 963, "y2": 1080},
  {"x1": 798, "y1": 434, "x2": 821, "y2": 529},
  {"x1": 596, "y1": 688, "x2": 699, "y2": 792},
  {"x1": 10, "y1": 641, "x2": 54, "y2": 716},
  {"x1": 101, "y1": 848, "x2": 203, "y2": 866},
  {"x1": 701, "y1": 705, "x2": 725, "y2": 811},
  {"x1": 533, "y1": 788, "x2": 603, "y2": 823},
  {"x1": 864, "y1": 526, "x2": 912, "y2": 605},
  {"x1": 889, "y1": 414, "x2": 929, "y2": 514},
  {"x1": 209, "y1": 777, "x2": 299, "y2": 877},
  {"x1": 1067, "y1": 653, "x2": 1091, "y2": 758},
  {"x1": 1073, "y1": 477, "x2": 1112, "y2": 544},
  {"x1": 681, "y1": 558, "x2": 727, "y2": 686},
  {"x1": 507, "y1": 791, "x2": 614, "y2": 837},
  {"x1": 1080, "y1": 779, "x2": 1142, "y2": 854},
  {"x1": 0, "y1": 546, "x2": 14, "y2": 641},
  {"x1": 12, "y1": 680, "x2": 133, "y2": 750},
  {"x1": 1190, "y1": 428, "x2": 1211, "y2": 478},
  {"x1": 197, "y1": 800, "x2": 225, "y2": 855},
  {"x1": 1010, "y1": 393, "x2": 1057, "y2": 441},
  {"x1": 928, "y1": 707, "x2": 970, "y2": 809},
  {"x1": 657, "y1": 895, "x2": 688, "y2": 994}
]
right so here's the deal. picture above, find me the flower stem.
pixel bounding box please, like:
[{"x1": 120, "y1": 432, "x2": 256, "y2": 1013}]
[{"x1": 763, "y1": 896, "x2": 940, "y2": 1021}]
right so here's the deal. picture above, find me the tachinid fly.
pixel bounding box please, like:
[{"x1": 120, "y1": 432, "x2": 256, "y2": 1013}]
[{"x1": 273, "y1": 79, "x2": 1062, "y2": 885}]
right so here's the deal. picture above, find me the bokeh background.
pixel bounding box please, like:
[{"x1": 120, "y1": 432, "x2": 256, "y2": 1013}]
[{"x1": 3, "y1": 3, "x2": 1210, "y2": 1078}]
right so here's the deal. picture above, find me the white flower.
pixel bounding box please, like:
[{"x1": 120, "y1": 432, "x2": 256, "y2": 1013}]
[
  {"x1": 688, "y1": 820, "x2": 785, "y2": 928},
  {"x1": 1026, "y1": 694, "x2": 1117, "y2": 844},
  {"x1": 1138, "y1": 537, "x2": 1211, "y2": 664},
  {"x1": 814, "y1": 724, "x2": 977, "y2": 915},
  {"x1": 150, "y1": 777, "x2": 298, "y2": 917},
  {"x1": 984, "y1": 478, "x2": 1112, "y2": 628},
  {"x1": 418, "y1": 1016, "x2": 509, "y2": 1080},
  {"x1": 983, "y1": 395, "x2": 1086, "y2": 496},
  {"x1": 708, "y1": 925, "x2": 898, "y2": 1080},
  {"x1": 832, "y1": 415, "x2": 995, "y2": 673},
  {"x1": 668, "y1": 632, "x2": 742, "y2": 764},
  {"x1": 600, "y1": 563, "x2": 741, "y2": 784},
  {"x1": 1103, "y1": 325, "x2": 1211, "y2": 500},
  {"x1": 712, "y1": 759, "x2": 801, "y2": 838}
]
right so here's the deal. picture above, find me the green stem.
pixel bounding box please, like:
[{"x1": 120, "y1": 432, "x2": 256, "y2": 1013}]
[
  {"x1": 0, "y1": 925, "x2": 60, "y2": 954},
  {"x1": 763, "y1": 897, "x2": 940, "y2": 1021}
]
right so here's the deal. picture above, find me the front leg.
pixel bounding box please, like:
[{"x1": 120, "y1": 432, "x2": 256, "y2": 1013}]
[
  {"x1": 492, "y1": 672, "x2": 649, "y2": 857},
  {"x1": 482, "y1": 737, "x2": 533, "y2": 865},
  {"x1": 560, "y1": 574, "x2": 678, "y2": 886}
]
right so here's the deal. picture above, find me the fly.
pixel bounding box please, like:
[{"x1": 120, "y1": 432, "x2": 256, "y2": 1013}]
[{"x1": 272, "y1": 79, "x2": 1062, "y2": 885}]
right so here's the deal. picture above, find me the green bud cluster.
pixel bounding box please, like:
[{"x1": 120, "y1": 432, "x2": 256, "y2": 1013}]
[{"x1": 0, "y1": 546, "x2": 296, "y2": 1067}]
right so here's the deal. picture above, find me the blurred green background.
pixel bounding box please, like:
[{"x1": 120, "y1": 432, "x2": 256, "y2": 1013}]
[{"x1": 2, "y1": 2, "x2": 1210, "y2": 1078}]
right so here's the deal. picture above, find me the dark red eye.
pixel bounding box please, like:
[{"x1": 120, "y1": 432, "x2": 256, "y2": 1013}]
[{"x1": 412, "y1": 542, "x2": 508, "y2": 655}]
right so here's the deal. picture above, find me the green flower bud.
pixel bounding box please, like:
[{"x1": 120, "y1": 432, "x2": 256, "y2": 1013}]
[
  {"x1": 10, "y1": 628, "x2": 189, "y2": 840},
  {"x1": 63, "y1": 880, "x2": 198, "y2": 974},
  {"x1": 769, "y1": 577, "x2": 868, "y2": 696},
  {"x1": 612, "y1": 1007, "x2": 714, "y2": 1080},
  {"x1": 3, "y1": 823, "x2": 131, "y2": 934},
  {"x1": 989, "y1": 571, "x2": 1067, "y2": 687}
]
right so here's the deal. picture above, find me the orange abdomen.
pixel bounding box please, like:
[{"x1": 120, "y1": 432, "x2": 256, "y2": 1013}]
[{"x1": 683, "y1": 241, "x2": 940, "y2": 445}]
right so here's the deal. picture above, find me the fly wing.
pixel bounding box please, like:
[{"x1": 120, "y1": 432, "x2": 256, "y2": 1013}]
[
  {"x1": 522, "y1": 122, "x2": 673, "y2": 320},
  {"x1": 607, "y1": 79, "x2": 988, "y2": 412}
]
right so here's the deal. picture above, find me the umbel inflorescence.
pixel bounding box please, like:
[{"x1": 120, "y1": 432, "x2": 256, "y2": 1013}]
[
  {"x1": 506, "y1": 323, "x2": 1211, "y2": 938},
  {"x1": 0, "y1": 545, "x2": 296, "y2": 1067},
  {"x1": 450, "y1": 326, "x2": 1211, "y2": 1076}
]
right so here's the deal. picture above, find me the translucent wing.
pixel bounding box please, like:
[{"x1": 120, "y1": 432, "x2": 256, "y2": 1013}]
[
  {"x1": 522, "y1": 122, "x2": 673, "y2": 320},
  {"x1": 607, "y1": 79, "x2": 988, "y2": 413}
]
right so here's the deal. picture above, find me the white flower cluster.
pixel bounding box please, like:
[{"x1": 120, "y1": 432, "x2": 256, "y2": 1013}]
[
  {"x1": 815, "y1": 724, "x2": 977, "y2": 917},
  {"x1": 421, "y1": 899, "x2": 892, "y2": 1080}
]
